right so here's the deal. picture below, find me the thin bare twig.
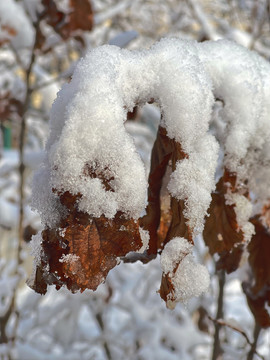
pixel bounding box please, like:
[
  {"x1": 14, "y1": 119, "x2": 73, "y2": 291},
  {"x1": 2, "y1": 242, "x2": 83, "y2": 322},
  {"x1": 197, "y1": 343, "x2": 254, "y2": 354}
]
[
  {"x1": 247, "y1": 323, "x2": 262, "y2": 360},
  {"x1": 95, "y1": 313, "x2": 112, "y2": 360},
  {"x1": 208, "y1": 316, "x2": 264, "y2": 360},
  {"x1": 186, "y1": 0, "x2": 220, "y2": 41},
  {"x1": 211, "y1": 270, "x2": 225, "y2": 360},
  {"x1": 0, "y1": 14, "x2": 44, "y2": 355},
  {"x1": 18, "y1": 15, "x2": 41, "y2": 264}
]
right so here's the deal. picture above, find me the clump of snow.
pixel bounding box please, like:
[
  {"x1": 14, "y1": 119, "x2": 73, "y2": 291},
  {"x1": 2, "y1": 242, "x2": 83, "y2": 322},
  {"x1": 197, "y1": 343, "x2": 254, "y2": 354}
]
[
  {"x1": 27, "y1": 231, "x2": 43, "y2": 289},
  {"x1": 225, "y1": 191, "x2": 255, "y2": 242},
  {"x1": 59, "y1": 254, "x2": 80, "y2": 264},
  {"x1": 29, "y1": 231, "x2": 43, "y2": 266},
  {"x1": 161, "y1": 238, "x2": 210, "y2": 306},
  {"x1": 199, "y1": 40, "x2": 270, "y2": 199}
]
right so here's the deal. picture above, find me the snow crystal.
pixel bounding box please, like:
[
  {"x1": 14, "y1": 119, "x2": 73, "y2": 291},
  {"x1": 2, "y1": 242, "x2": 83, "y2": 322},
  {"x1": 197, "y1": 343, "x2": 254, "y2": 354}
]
[{"x1": 161, "y1": 238, "x2": 210, "y2": 305}]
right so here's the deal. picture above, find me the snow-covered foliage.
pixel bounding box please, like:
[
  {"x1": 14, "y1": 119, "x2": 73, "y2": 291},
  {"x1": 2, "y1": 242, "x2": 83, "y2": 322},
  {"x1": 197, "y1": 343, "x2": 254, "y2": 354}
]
[
  {"x1": 1, "y1": 0, "x2": 270, "y2": 359},
  {"x1": 32, "y1": 39, "x2": 270, "y2": 307},
  {"x1": 161, "y1": 237, "x2": 210, "y2": 306},
  {"x1": 34, "y1": 38, "x2": 270, "y2": 237}
]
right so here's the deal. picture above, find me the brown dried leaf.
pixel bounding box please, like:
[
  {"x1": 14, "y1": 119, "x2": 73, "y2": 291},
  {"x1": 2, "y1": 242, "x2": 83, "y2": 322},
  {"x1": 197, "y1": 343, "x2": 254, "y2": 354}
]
[
  {"x1": 31, "y1": 192, "x2": 143, "y2": 294},
  {"x1": 139, "y1": 124, "x2": 193, "y2": 306},
  {"x1": 248, "y1": 215, "x2": 270, "y2": 295},
  {"x1": 0, "y1": 92, "x2": 23, "y2": 122},
  {"x1": 140, "y1": 125, "x2": 190, "y2": 255},
  {"x1": 159, "y1": 247, "x2": 190, "y2": 308},
  {"x1": 64, "y1": 0, "x2": 93, "y2": 35},
  {"x1": 159, "y1": 273, "x2": 175, "y2": 306},
  {"x1": 41, "y1": 0, "x2": 65, "y2": 27},
  {"x1": 243, "y1": 282, "x2": 270, "y2": 328},
  {"x1": 196, "y1": 306, "x2": 212, "y2": 334},
  {"x1": 41, "y1": 0, "x2": 93, "y2": 43},
  {"x1": 203, "y1": 171, "x2": 245, "y2": 273},
  {"x1": 23, "y1": 225, "x2": 37, "y2": 243},
  {"x1": 0, "y1": 25, "x2": 17, "y2": 46},
  {"x1": 216, "y1": 245, "x2": 244, "y2": 273},
  {"x1": 242, "y1": 209, "x2": 270, "y2": 328}
]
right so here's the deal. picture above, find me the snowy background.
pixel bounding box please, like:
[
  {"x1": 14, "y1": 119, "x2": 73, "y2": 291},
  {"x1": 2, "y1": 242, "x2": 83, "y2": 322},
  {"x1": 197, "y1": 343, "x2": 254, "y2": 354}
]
[{"x1": 0, "y1": 0, "x2": 270, "y2": 359}]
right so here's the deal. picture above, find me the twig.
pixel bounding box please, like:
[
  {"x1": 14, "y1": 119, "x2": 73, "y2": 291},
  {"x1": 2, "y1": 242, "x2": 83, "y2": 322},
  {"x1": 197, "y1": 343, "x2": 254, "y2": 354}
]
[
  {"x1": 30, "y1": 74, "x2": 63, "y2": 93},
  {"x1": 208, "y1": 316, "x2": 264, "y2": 360},
  {"x1": 247, "y1": 323, "x2": 262, "y2": 360},
  {"x1": 0, "y1": 297, "x2": 15, "y2": 344},
  {"x1": 249, "y1": 1, "x2": 267, "y2": 50},
  {"x1": 94, "y1": 0, "x2": 135, "y2": 25},
  {"x1": 1, "y1": 13, "x2": 43, "y2": 355},
  {"x1": 18, "y1": 14, "x2": 42, "y2": 264},
  {"x1": 95, "y1": 313, "x2": 112, "y2": 360},
  {"x1": 211, "y1": 270, "x2": 225, "y2": 360},
  {"x1": 186, "y1": 0, "x2": 220, "y2": 41}
]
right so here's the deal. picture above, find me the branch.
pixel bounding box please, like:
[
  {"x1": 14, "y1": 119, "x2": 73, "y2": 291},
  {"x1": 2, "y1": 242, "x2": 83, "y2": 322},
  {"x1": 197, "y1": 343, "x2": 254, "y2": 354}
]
[
  {"x1": 94, "y1": 0, "x2": 135, "y2": 25},
  {"x1": 2, "y1": 12, "x2": 44, "y2": 354},
  {"x1": 208, "y1": 316, "x2": 265, "y2": 360},
  {"x1": 211, "y1": 270, "x2": 225, "y2": 360},
  {"x1": 95, "y1": 313, "x2": 112, "y2": 360},
  {"x1": 249, "y1": 1, "x2": 268, "y2": 50},
  {"x1": 247, "y1": 323, "x2": 262, "y2": 360},
  {"x1": 186, "y1": 0, "x2": 220, "y2": 41}
]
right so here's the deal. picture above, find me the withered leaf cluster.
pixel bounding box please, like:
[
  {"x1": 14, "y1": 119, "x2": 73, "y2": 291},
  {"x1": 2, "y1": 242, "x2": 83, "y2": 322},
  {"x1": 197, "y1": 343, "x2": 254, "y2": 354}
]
[
  {"x1": 0, "y1": 25, "x2": 17, "y2": 46},
  {"x1": 37, "y1": 0, "x2": 93, "y2": 50},
  {"x1": 0, "y1": 92, "x2": 23, "y2": 123},
  {"x1": 31, "y1": 125, "x2": 192, "y2": 305},
  {"x1": 204, "y1": 171, "x2": 270, "y2": 328},
  {"x1": 31, "y1": 107, "x2": 270, "y2": 328}
]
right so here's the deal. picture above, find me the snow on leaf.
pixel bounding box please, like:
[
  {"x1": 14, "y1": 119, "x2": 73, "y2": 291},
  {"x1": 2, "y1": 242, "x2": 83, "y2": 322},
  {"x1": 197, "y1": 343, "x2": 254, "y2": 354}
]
[
  {"x1": 160, "y1": 238, "x2": 210, "y2": 308},
  {"x1": 140, "y1": 125, "x2": 190, "y2": 255},
  {"x1": 30, "y1": 191, "x2": 143, "y2": 294},
  {"x1": 203, "y1": 171, "x2": 246, "y2": 273},
  {"x1": 30, "y1": 38, "x2": 270, "y2": 307},
  {"x1": 242, "y1": 282, "x2": 270, "y2": 328}
]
